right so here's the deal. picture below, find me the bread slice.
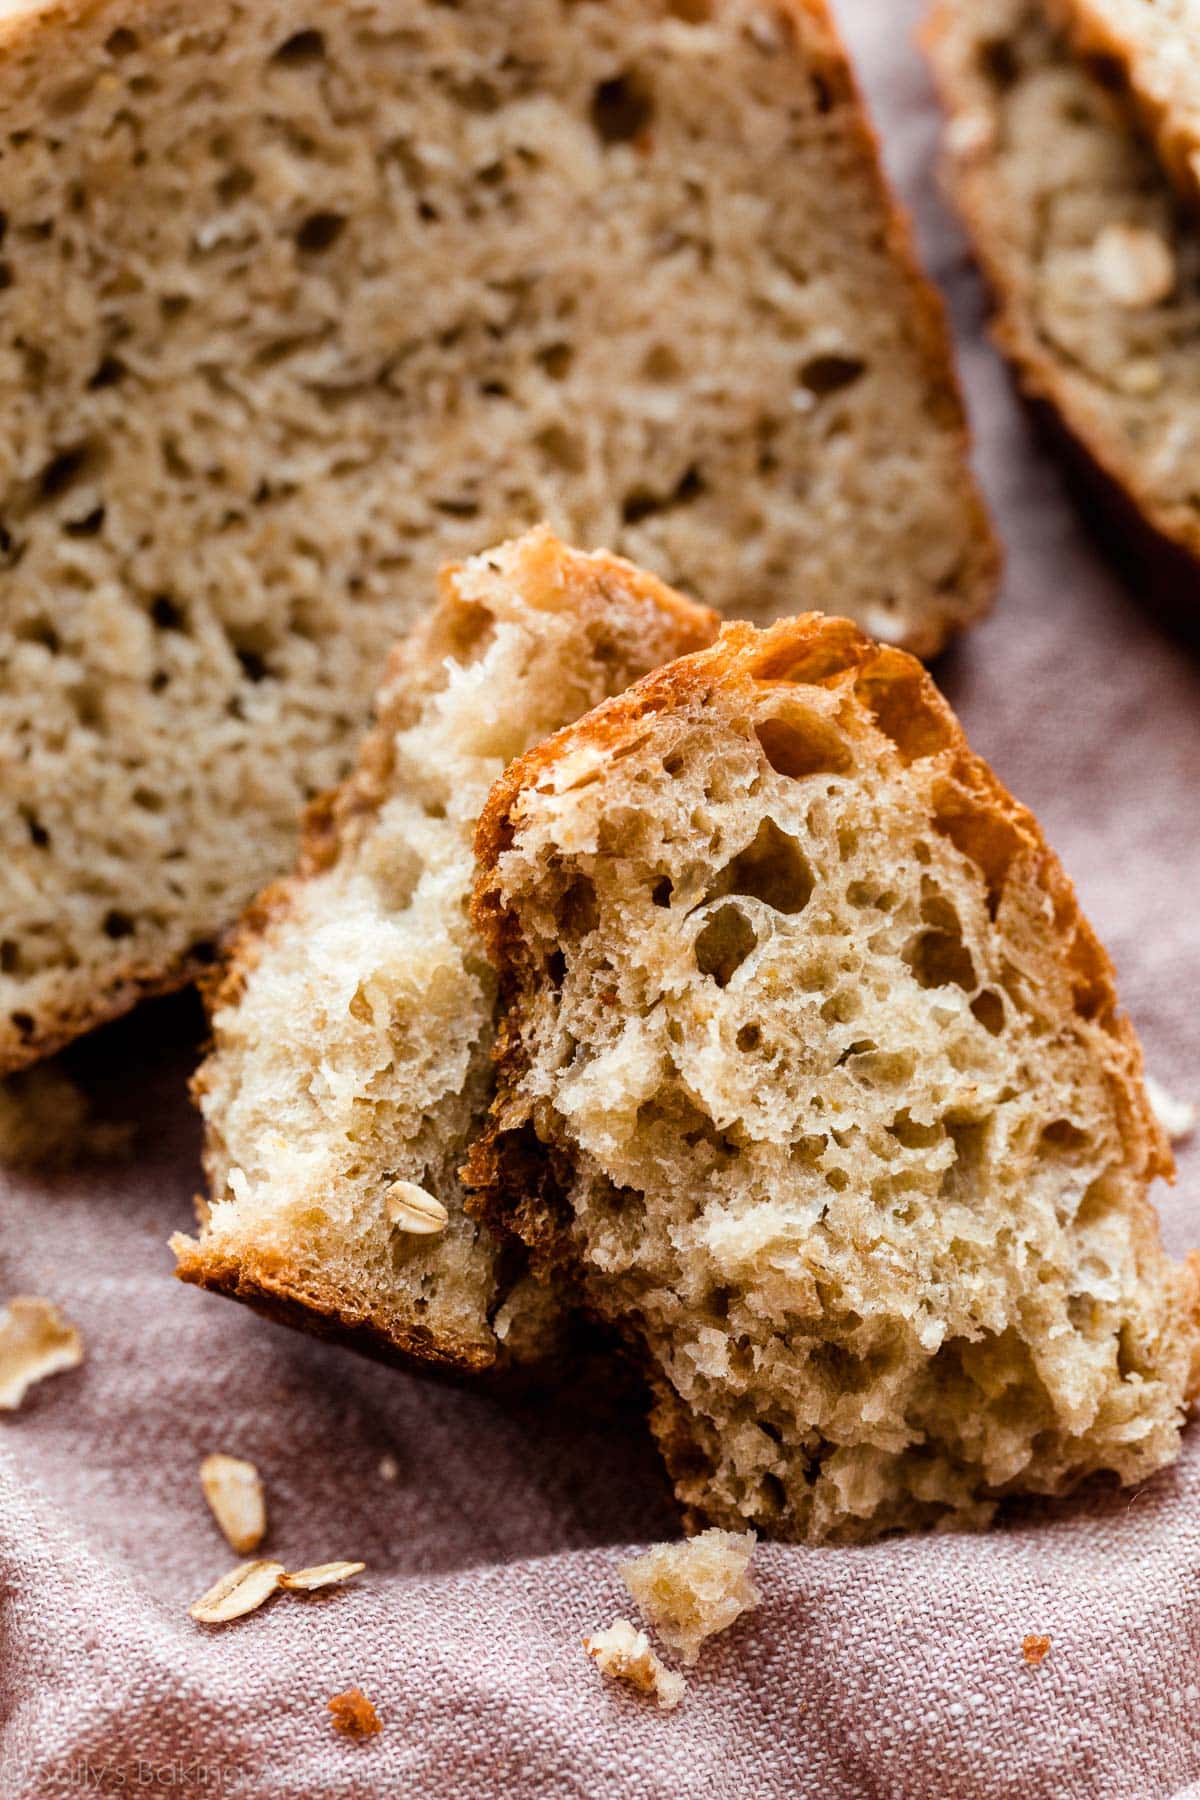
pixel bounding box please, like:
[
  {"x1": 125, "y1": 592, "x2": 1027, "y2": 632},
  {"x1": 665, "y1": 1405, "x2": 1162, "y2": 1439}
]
[
  {"x1": 0, "y1": 0, "x2": 998, "y2": 1077},
  {"x1": 469, "y1": 611, "x2": 1200, "y2": 1540},
  {"x1": 172, "y1": 529, "x2": 717, "y2": 1374},
  {"x1": 925, "y1": 0, "x2": 1200, "y2": 581},
  {"x1": 1054, "y1": 0, "x2": 1200, "y2": 208}
]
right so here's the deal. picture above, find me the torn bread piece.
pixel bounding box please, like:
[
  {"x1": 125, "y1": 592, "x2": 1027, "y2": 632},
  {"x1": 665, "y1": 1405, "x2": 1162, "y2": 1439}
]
[
  {"x1": 0, "y1": 0, "x2": 997, "y2": 1079},
  {"x1": 621, "y1": 1529, "x2": 759, "y2": 1666},
  {"x1": 926, "y1": 0, "x2": 1200, "y2": 581},
  {"x1": 470, "y1": 611, "x2": 1200, "y2": 1542},
  {"x1": 0, "y1": 1297, "x2": 84, "y2": 1411},
  {"x1": 174, "y1": 530, "x2": 717, "y2": 1374},
  {"x1": 328, "y1": 1689, "x2": 382, "y2": 1738},
  {"x1": 1054, "y1": 0, "x2": 1200, "y2": 209},
  {"x1": 583, "y1": 1618, "x2": 686, "y2": 1710}
]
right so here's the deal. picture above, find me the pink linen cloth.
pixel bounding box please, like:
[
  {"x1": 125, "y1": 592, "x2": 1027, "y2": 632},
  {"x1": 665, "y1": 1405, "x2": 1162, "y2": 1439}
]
[{"x1": 3, "y1": 1, "x2": 1200, "y2": 1792}]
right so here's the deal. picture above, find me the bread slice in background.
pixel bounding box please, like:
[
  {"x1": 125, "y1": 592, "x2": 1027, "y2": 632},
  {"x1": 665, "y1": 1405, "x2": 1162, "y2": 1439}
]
[
  {"x1": 925, "y1": 0, "x2": 1200, "y2": 585},
  {"x1": 0, "y1": 0, "x2": 999, "y2": 1076},
  {"x1": 470, "y1": 611, "x2": 1200, "y2": 1541},
  {"x1": 1054, "y1": 0, "x2": 1200, "y2": 207},
  {"x1": 173, "y1": 529, "x2": 717, "y2": 1374}
]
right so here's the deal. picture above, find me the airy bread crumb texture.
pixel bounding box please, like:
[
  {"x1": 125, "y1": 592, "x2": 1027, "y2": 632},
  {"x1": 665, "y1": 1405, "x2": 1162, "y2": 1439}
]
[
  {"x1": 621, "y1": 1528, "x2": 759, "y2": 1665},
  {"x1": 0, "y1": 0, "x2": 997, "y2": 1074},
  {"x1": 926, "y1": 0, "x2": 1200, "y2": 567},
  {"x1": 175, "y1": 530, "x2": 717, "y2": 1373},
  {"x1": 583, "y1": 1618, "x2": 686, "y2": 1710},
  {"x1": 471, "y1": 613, "x2": 1200, "y2": 1542}
]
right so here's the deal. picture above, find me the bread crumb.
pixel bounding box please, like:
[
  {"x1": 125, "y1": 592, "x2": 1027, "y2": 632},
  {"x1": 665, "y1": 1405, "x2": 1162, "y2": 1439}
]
[
  {"x1": 200, "y1": 1454, "x2": 267, "y2": 1555},
  {"x1": 1022, "y1": 1633, "x2": 1052, "y2": 1666},
  {"x1": 620, "y1": 1528, "x2": 759, "y2": 1666},
  {"x1": 378, "y1": 1454, "x2": 399, "y2": 1482},
  {"x1": 1146, "y1": 1075, "x2": 1196, "y2": 1146},
  {"x1": 0, "y1": 1295, "x2": 84, "y2": 1410},
  {"x1": 0, "y1": 1066, "x2": 133, "y2": 1170},
  {"x1": 584, "y1": 1618, "x2": 685, "y2": 1710},
  {"x1": 328, "y1": 1688, "x2": 382, "y2": 1738}
]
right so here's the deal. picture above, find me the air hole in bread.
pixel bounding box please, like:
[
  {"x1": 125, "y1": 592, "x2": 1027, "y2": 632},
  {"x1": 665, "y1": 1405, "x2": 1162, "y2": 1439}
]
[
  {"x1": 666, "y1": 0, "x2": 713, "y2": 21},
  {"x1": 755, "y1": 709, "x2": 851, "y2": 780},
  {"x1": 888, "y1": 1110, "x2": 941, "y2": 1150},
  {"x1": 1041, "y1": 1119, "x2": 1088, "y2": 1154},
  {"x1": 931, "y1": 787, "x2": 1020, "y2": 914},
  {"x1": 533, "y1": 423, "x2": 586, "y2": 474},
  {"x1": 856, "y1": 661, "x2": 953, "y2": 763},
  {"x1": 38, "y1": 443, "x2": 94, "y2": 502},
  {"x1": 271, "y1": 28, "x2": 325, "y2": 65},
  {"x1": 652, "y1": 876, "x2": 673, "y2": 908},
  {"x1": 798, "y1": 354, "x2": 866, "y2": 398},
  {"x1": 590, "y1": 71, "x2": 655, "y2": 147},
  {"x1": 978, "y1": 36, "x2": 1019, "y2": 90},
  {"x1": 903, "y1": 925, "x2": 976, "y2": 992},
  {"x1": 87, "y1": 354, "x2": 126, "y2": 390},
  {"x1": 534, "y1": 340, "x2": 573, "y2": 380},
  {"x1": 556, "y1": 875, "x2": 598, "y2": 938},
  {"x1": 235, "y1": 647, "x2": 269, "y2": 684},
  {"x1": 295, "y1": 211, "x2": 346, "y2": 254},
  {"x1": 971, "y1": 989, "x2": 1005, "y2": 1035},
  {"x1": 151, "y1": 595, "x2": 186, "y2": 632},
  {"x1": 707, "y1": 817, "x2": 813, "y2": 916},
  {"x1": 64, "y1": 505, "x2": 105, "y2": 538},
  {"x1": 735, "y1": 1022, "x2": 761, "y2": 1052},
  {"x1": 641, "y1": 342, "x2": 682, "y2": 382},
  {"x1": 102, "y1": 909, "x2": 135, "y2": 940},
  {"x1": 105, "y1": 26, "x2": 139, "y2": 56},
  {"x1": 694, "y1": 903, "x2": 756, "y2": 986},
  {"x1": 621, "y1": 464, "x2": 705, "y2": 526},
  {"x1": 216, "y1": 165, "x2": 255, "y2": 204}
]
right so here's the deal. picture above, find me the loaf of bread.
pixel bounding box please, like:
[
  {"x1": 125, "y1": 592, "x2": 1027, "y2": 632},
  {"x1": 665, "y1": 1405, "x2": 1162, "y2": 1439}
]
[
  {"x1": 926, "y1": 0, "x2": 1200, "y2": 582},
  {"x1": 1055, "y1": 0, "x2": 1200, "y2": 206},
  {"x1": 173, "y1": 530, "x2": 717, "y2": 1373},
  {"x1": 470, "y1": 611, "x2": 1200, "y2": 1541},
  {"x1": 0, "y1": 0, "x2": 998, "y2": 1076}
]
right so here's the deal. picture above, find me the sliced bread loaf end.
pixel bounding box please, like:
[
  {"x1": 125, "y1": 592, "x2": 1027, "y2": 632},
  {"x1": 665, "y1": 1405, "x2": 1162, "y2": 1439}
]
[
  {"x1": 0, "y1": 0, "x2": 996, "y2": 1073},
  {"x1": 926, "y1": 0, "x2": 1200, "y2": 581},
  {"x1": 1055, "y1": 0, "x2": 1200, "y2": 208},
  {"x1": 173, "y1": 529, "x2": 717, "y2": 1374},
  {"x1": 470, "y1": 612, "x2": 1199, "y2": 1539}
]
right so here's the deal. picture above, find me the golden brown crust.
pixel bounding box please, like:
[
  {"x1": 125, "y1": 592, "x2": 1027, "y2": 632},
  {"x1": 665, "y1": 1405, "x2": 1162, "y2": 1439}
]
[
  {"x1": 923, "y1": 0, "x2": 1200, "y2": 576},
  {"x1": 173, "y1": 1232, "x2": 499, "y2": 1377}
]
